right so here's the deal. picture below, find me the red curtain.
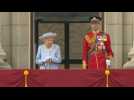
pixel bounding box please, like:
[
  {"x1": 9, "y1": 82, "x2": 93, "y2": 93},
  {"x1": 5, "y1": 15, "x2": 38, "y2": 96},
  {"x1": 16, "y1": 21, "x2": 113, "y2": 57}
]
[
  {"x1": 0, "y1": 69, "x2": 133, "y2": 87},
  {"x1": 0, "y1": 70, "x2": 24, "y2": 87},
  {"x1": 28, "y1": 70, "x2": 105, "y2": 87},
  {"x1": 109, "y1": 69, "x2": 134, "y2": 87}
]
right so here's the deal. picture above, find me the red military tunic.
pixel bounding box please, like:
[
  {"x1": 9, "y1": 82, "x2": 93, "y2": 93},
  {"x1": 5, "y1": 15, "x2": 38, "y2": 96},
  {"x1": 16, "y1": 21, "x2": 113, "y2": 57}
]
[{"x1": 82, "y1": 31, "x2": 113, "y2": 70}]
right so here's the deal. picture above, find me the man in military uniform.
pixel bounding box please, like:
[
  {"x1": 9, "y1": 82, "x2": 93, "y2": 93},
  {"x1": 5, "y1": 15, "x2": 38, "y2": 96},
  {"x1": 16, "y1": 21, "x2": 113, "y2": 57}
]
[{"x1": 82, "y1": 16, "x2": 113, "y2": 70}]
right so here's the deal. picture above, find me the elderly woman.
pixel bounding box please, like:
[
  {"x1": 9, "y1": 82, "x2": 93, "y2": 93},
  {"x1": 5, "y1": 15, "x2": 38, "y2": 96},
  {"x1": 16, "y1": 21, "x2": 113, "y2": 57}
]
[{"x1": 36, "y1": 32, "x2": 62, "y2": 70}]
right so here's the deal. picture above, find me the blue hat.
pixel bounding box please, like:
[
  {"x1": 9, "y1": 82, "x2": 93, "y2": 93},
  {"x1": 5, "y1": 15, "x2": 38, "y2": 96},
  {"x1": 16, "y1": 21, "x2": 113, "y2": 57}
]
[{"x1": 39, "y1": 32, "x2": 56, "y2": 40}]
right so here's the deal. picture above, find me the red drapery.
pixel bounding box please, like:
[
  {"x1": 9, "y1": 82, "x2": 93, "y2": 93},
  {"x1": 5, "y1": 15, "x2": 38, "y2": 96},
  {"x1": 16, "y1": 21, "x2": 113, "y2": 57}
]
[
  {"x1": 28, "y1": 70, "x2": 105, "y2": 87},
  {"x1": 109, "y1": 69, "x2": 134, "y2": 87},
  {"x1": 0, "y1": 69, "x2": 134, "y2": 87},
  {"x1": 0, "y1": 70, "x2": 24, "y2": 87}
]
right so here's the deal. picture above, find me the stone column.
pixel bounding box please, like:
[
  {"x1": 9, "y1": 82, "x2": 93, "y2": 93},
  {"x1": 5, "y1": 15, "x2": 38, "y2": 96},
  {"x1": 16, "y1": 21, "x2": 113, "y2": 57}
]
[
  {"x1": 104, "y1": 12, "x2": 123, "y2": 68},
  {"x1": 11, "y1": 12, "x2": 31, "y2": 69},
  {"x1": 0, "y1": 12, "x2": 11, "y2": 69}
]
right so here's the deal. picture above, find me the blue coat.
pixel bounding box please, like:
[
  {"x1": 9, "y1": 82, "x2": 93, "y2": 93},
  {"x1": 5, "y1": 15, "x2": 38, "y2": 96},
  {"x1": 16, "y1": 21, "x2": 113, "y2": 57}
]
[{"x1": 36, "y1": 44, "x2": 62, "y2": 69}]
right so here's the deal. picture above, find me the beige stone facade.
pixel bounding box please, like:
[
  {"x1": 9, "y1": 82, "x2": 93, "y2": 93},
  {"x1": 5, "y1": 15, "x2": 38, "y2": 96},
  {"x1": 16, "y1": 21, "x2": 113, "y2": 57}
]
[
  {"x1": 104, "y1": 12, "x2": 134, "y2": 68},
  {"x1": 0, "y1": 12, "x2": 31, "y2": 69},
  {"x1": 0, "y1": 12, "x2": 133, "y2": 69}
]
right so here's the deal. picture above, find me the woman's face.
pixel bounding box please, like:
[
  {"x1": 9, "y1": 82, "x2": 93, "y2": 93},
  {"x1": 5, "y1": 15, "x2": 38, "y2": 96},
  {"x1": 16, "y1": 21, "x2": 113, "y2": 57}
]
[
  {"x1": 90, "y1": 21, "x2": 101, "y2": 31},
  {"x1": 43, "y1": 36, "x2": 55, "y2": 46}
]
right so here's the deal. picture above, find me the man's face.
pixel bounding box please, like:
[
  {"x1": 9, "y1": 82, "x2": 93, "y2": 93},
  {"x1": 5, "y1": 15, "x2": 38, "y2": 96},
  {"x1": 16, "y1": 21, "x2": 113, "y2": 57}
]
[
  {"x1": 90, "y1": 21, "x2": 101, "y2": 31},
  {"x1": 43, "y1": 36, "x2": 55, "y2": 45}
]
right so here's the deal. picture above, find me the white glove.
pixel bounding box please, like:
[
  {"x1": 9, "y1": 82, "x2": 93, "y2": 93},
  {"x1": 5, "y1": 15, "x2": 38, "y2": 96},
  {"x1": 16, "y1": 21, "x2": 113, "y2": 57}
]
[
  {"x1": 44, "y1": 56, "x2": 52, "y2": 62},
  {"x1": 106, "y1": 59, "x2": 111, "y2": 67}
]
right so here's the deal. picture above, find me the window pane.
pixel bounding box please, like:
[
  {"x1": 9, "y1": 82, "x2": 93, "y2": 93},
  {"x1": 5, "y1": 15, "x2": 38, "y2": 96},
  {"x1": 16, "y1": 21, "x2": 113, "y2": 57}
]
[{"x1": 69, "y1": 23, "x2": 90, "y2": 59}]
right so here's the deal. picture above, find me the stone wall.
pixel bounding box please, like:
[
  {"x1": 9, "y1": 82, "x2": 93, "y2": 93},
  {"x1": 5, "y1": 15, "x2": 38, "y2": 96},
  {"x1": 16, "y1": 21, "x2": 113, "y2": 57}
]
[
  {"x1": 0, "y1": 12, "x2": 31, "y2": 69},
  {"x1": 104, "y1": 12, "x2": 134, "y2": 68}
]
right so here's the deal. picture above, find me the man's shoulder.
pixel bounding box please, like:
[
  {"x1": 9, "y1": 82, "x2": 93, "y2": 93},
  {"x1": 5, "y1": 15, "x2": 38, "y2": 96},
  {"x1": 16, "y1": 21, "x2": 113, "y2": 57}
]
[
  {"x1": 84, "y1": 32, "x2": 94, "y2": 38},
  {"x1": 84, "y1": 32, "x2": 95, "y2": 44},
  {"x1": 86, "y1": 31, "x2": 93, "y2": 35}
]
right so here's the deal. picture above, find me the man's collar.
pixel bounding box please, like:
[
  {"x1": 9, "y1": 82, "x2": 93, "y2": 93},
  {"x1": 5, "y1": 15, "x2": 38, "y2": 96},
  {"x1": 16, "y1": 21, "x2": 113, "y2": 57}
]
[{"x1": 92, "y1": 30, "x2": 100, "y2": 34}]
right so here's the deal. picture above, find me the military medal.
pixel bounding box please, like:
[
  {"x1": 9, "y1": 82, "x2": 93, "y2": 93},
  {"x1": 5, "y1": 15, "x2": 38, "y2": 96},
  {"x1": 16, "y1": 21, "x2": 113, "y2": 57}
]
[
  {"x1": 97, "y1": 35, "x2": 102, "y2": 41},
  {"x1": 102, "y1": 35, "x2": 107, "y2": 42}
]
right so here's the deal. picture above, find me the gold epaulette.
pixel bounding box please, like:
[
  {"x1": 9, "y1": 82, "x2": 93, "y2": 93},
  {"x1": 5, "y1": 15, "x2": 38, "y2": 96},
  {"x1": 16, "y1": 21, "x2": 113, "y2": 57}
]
[{"x1": 85, "y1": 34, "x2": 96, "y2": 44}]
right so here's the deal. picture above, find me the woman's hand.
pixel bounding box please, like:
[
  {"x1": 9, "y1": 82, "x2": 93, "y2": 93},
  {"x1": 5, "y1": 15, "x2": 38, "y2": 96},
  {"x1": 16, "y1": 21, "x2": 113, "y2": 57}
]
[{"x1": 45, "y1": 59, "x2": 53, "y2": 64}]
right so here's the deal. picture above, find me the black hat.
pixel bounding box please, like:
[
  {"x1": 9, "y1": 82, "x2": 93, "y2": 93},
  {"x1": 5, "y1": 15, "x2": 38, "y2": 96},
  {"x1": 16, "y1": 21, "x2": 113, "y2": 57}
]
[{"x1": 89, "y1": 16, "x2": 102, "y2": 23}]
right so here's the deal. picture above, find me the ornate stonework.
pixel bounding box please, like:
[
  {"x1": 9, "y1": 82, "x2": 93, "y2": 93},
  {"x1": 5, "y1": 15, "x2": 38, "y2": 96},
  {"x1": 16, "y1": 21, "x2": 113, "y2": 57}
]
[
  {"x1": 124, "y1": 40, "x2": 134, "y2": 68},
  {"x1": 0, "y1": 43, "x2": 11, "y2": 69}
]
